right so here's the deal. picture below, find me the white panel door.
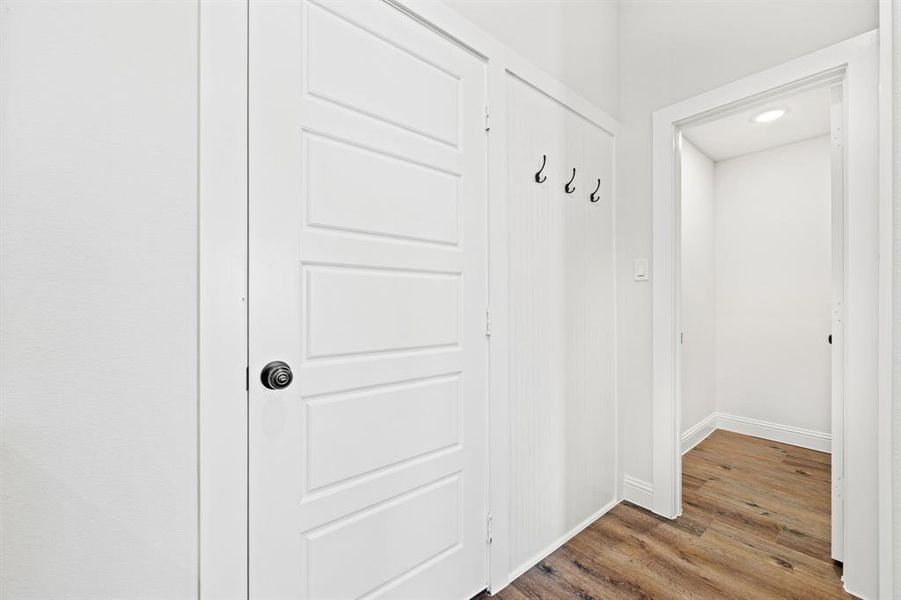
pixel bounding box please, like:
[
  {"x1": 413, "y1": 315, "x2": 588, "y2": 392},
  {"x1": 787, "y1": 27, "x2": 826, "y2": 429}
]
[{"x1": 248, "y1": 1, "x2": 489, "y2": 598}]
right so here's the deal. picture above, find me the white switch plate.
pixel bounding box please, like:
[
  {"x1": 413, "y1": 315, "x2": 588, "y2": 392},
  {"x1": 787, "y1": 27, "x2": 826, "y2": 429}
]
[{"x1": 633, "y1": 259, "x2": 649, "y2": 281}]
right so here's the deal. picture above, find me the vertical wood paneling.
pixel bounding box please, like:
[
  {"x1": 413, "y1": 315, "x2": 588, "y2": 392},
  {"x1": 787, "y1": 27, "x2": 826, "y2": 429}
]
[{"x1": 505, "y1": 75, "x2": 616, "y2": 573}]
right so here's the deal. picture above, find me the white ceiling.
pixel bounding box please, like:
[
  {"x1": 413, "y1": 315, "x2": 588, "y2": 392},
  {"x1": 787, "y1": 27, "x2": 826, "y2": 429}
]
[{"x1": 681, "y1": 85, "x2": 831, "y2": 162}]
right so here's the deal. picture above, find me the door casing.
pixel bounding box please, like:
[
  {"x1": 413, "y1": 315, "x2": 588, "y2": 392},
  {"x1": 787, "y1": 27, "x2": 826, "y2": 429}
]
[{"x1": 651, "y1": 30, "x2": 883, "y2": 599}]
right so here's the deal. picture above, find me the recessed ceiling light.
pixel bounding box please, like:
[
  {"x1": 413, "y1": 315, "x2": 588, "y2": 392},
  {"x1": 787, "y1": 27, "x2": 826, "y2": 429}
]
[{"x1": 751, "y1": 107, "x2": 788, "y2": 123}]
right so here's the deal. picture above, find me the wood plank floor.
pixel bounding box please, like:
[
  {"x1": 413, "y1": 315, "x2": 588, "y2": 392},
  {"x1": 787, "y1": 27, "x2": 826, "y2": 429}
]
[{"x1": 491, "y1": 430, "x2": 849, "y2": 600}]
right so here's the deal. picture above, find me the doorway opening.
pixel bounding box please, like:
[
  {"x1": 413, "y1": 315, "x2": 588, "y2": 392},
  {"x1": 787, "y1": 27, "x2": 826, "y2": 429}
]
[
  {"x1": 651, "y1": 31, "x2": 881, "y2": 595},
  {"x1": 675, "y1": 77, "x2": 845, "y2": 573}
]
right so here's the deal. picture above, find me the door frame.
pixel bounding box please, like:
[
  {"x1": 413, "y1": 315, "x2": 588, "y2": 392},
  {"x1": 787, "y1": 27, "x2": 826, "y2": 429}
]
[
  {"x1": 829, "y1": 82, "x2": 846, "y2": 563},
  {"x1": 650, "y1": 30, "x2": 883, "y2": 598},
  {"x1": 197, "y1": 0, "x2": 620, "y2": 596},
  {"x1": 198, "y1": 0, "x2": 248, "y2": 597},
  {"x1": 876, "y1": 4, "x2": 894, "y2": 599}
]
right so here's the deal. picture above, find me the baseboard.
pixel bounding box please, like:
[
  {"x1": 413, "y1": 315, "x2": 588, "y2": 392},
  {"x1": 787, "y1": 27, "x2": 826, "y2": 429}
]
[
  {"x1": 492, "y1": 417, "x2": 827, "y2": 594},
  {"x1": 715, "y1": 412, "x2": 831, "y2": 453},
  {"x1": 622, "y1": 475, "x2": 653, "y2": 510},
  {"x1": 681, "y1": 413, "x2": 717, "y2": 454},
  {"x1": 497, "y1": 497, "x2": 618, "y2": 593},
  {"x1": 842, "y1": 583, "x2": 873, "y2": 600}
]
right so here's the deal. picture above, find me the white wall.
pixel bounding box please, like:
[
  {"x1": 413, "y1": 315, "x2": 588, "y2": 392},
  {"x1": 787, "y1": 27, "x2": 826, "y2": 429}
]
[
  {"x1": 442, "y1": 0, "x2": 618, "y2": 119},
  {"x1": 679, "y1": 140, "x2": 717, "y2": 436},
  {"x1": 617, "y1": 0, "x2": 878, "y2": 486},
  {"x1": 715, "y1": 136, "x2": 832, "y2": 435},
  {"x1": 0, "y1": 2, "x2": 198, "y2": 598},
  {"x1": 882, "y1": 0, "x2": 901, "y2": 598},
  {"x1": 679, "y1": 136, "x2": 831, "y2": 449}
]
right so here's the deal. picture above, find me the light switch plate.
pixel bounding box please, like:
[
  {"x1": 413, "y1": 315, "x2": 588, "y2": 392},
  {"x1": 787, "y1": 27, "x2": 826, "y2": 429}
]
[{"x1": 633, "y1": 259, "x2": 649, "y2": 281}]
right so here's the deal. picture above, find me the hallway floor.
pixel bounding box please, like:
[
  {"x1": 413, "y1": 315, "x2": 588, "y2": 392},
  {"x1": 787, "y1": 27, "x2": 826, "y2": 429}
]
[{"x1": 493, "y1": 430, "x2": 849, "y2": 599}]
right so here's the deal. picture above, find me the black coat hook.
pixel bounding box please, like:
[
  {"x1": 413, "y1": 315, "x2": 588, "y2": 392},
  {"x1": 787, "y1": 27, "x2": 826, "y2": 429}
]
[
  {"x1": 534, "y1": 155, "x2": 547, "y2": 183},
  {"x1": 590, "y1": 178, "x2": 601, "y2": 202},
  {"x1": 564, "y1": 168, "x2": 576, "y2": 194}
]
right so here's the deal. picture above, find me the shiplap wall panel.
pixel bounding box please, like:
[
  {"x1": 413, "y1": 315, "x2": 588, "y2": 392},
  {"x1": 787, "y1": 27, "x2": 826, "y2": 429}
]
[{"x1": 505, "y1": 74, "x2": 616, "y2": 573}]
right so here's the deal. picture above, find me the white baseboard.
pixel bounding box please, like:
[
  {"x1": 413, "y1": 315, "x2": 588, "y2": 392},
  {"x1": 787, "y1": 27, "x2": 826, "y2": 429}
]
[
  {"x1": 681, "y1": 413, "x2": 717, "y2": 454},
  {"x1": 714, "y1": 412, "x2": 831, "y2": 453},
  {"x1": 497, "y1": 497, "x2": 618, "y2": 593},
  {"x1": 842, "y1": 583, "x2": 872, "y2": 600},
  {"x1": 622, "y1": 475, "x2": 653, "y2": 509}
]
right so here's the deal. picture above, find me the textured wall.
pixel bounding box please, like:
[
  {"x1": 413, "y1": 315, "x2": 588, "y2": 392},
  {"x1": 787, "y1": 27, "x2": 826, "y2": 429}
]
[
  {"x1": 442, "y1": 0, "x2": 619, "y2": 119},
  {"x1": 0, "y1": 2, "x2": 198, "y2": 597}
]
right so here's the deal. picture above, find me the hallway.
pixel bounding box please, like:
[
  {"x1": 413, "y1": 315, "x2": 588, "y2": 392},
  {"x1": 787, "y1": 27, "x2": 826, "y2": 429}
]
[
  {"x1": 2, "y1": 2, "x2": 892, "y2": 597},
  {"x1": 494, "y1": 431, "x2": 847, "y2": 599}
]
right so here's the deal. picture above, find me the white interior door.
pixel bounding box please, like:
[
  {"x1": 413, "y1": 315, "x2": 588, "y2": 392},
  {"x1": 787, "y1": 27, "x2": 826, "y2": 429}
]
[{"x1": 248, "y1": 1, "x2": 489, "y2": 597}]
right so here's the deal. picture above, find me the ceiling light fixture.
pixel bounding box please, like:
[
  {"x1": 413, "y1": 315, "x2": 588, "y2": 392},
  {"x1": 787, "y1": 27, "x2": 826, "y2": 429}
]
[{"x1": 751, "y1": 107, "x2": 788, "y2": 123}]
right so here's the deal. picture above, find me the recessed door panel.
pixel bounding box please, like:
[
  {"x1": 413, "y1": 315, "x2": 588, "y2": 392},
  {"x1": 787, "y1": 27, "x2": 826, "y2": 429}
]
[
  {"x1": 305, "y1": 476, "x2": 461, "y2": 599},
  {"x1": 305, "y1": 134, "x2": 461, "y2": 246},
  {"x1": 306, "y1": 1, "x2": 460, "y2": 146},
  {"x1": 305, "y1": 375, "x2": 461, "y2": 492},
  {"x1": 305, "y1": 266, "x2": 460, "y2": 358}
]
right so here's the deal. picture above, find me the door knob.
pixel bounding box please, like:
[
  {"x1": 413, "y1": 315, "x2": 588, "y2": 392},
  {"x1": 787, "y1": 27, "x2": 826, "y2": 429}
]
[{"x1": 261, "y1": 361, "x2": 293, "y2": 390}]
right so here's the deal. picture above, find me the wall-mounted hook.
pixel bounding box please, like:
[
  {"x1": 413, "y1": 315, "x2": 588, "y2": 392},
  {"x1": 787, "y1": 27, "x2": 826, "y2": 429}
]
[
  {"x1": 590, "y1": 179, "x2": 601, "y2": 202},
  {"x1": 534, "y1": 155, "x2": 547, "y2": 183},
  {"x1": 564, "y1": 168, "x2": 576, "y2": 194}
]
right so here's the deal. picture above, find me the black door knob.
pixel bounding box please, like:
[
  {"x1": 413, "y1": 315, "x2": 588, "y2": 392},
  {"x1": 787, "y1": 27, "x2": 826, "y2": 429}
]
[{"x1": 261, "y1": 361, "x2": 293, "y2": 390}]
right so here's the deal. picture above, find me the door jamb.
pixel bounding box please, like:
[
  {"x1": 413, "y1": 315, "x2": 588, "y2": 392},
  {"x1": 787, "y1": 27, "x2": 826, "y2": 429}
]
[
  {"x1": 829, "y1": 82, "x2": 846, "y2": 563},
  {"x1": 876, "y1": 3, "x2": 894, "y2": 598},
  {"x1": 198, "y1": 0, "x2": 249, "y2": 597},
  {"x1": 651, "y1": 30, "x2": 882, "y2": 598}
]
